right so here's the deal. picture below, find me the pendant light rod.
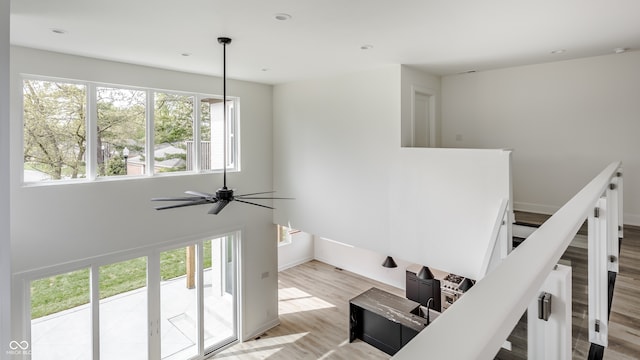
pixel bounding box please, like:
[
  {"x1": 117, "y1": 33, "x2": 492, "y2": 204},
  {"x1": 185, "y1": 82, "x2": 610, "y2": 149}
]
[{"x1": 218, "y1": 37, "x2": 231, "y2": 189}]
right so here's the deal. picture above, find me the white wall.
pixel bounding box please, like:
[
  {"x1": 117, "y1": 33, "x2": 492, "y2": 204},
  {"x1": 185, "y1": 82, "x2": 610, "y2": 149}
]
[
  {"x1": 441, "y1": 51, "x2": 640, "y2": 225},
  {"x1": 9, "y1": 47, "x2": 277, "y2": 340},
  {"x1": 273, "y1": 65, "x2": 401, "y2": 253},
  {"x1": 1, "y1": 0, "x2": 11, "y2": 357},
  {"x1": 273, "y1": 65, "x2": 511, "y2": 280},
  {"x1": 314, "y1": 237, "x2": 410, "y2": 290},
  {"x1": 277, "y1": 231, "x2": 314, "y2": 272}
]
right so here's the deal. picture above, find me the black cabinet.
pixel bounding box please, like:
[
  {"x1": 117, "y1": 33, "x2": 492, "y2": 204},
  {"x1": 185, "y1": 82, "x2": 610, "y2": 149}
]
[
  {"x1": 349, "y1": 288, "x2": 428, "y2": 355},
  {"x1": 400, "y1": 325, "x2": 420, "y2": 347},
  {"x1": 406, "y1": 270, "x2": 441, "y2": 311},
  {"x1": 362, "y1": 310, "x2": 401, "y2": 355}
]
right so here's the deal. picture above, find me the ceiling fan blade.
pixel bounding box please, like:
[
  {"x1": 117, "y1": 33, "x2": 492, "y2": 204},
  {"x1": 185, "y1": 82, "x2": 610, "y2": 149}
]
[
  {"x1": 185, "y1": 190, "x2": 215, "y2": 198},
  {"x1": 235, "y1": 196, "x2": 295, "y2": 200},
  {"x1": 235, "y1": 199, "x2": 275, "y2": 210},
  {"x1": 155, "y1": 199, "x2": 210, "y2": 210},
  {"x1": 208, "y1": 200, "x2": 230, "y2": 215},
  {"x1": 234, "y1": 191, "x2": 276, "y2": 197},
  {"x1": 152, "y1": 196, "x2": 204, "y2": 202}
]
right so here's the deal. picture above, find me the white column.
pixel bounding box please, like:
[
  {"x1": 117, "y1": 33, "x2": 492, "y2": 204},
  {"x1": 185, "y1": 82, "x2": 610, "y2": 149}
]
[
  {"x1": 147, "y1": 252, "x2": 161, "y2": 360},
  {"x1": 588, "y1": 197, "x2": 609, "y2": 347},
  {"x1": 1, "y1": 0, "x2": 12, "y2": 357},
  {"x1": 527, "y1": 264, "x2": 572, "y2": 360}
]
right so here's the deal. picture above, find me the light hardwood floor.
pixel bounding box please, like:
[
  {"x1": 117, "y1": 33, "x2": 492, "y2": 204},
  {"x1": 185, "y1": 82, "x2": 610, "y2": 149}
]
[{"x1": 216, "y1": 218, "x2": 640, "y2": 359}]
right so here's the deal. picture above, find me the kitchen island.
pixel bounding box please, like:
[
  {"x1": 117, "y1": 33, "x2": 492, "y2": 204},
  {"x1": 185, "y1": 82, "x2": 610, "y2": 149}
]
[{"x1": 349, "y1": 287, "x2": 439, "y2": 355}]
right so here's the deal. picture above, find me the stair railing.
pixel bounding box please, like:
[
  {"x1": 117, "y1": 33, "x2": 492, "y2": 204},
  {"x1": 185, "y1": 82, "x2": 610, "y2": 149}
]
[{"x1": 394, "y1": 161, "x2": 623, "y2": 359}]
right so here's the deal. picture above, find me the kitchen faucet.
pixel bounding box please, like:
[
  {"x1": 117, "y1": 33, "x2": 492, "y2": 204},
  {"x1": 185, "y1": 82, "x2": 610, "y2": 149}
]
[{"x1": 426, "y1": 297, "x2": 434, "y2": 324}]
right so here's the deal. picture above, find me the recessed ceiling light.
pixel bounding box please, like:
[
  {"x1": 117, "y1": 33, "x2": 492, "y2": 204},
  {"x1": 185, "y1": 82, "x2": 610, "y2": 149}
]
[
  {"x1": 181, "y1": 53, "x2": 191, "y2": 57},
  {"x1": 261, "y1": 68, "x2": 269, "y2": 72},
  {"x1": 360, "y1": 44, "x2": 373, "y2": 50},
  {"x1": 614, "y1": 47, "x2": 627, "y2": 54},
  {"x1": 274, "y1": 13, "x2": 292, "y2": 21},
  {"x1": 50, "y1": 28, "x2": 66, "y2": 34},
  {"x1": 551, "y1": 49, "x2": 566, "y2": 54}
]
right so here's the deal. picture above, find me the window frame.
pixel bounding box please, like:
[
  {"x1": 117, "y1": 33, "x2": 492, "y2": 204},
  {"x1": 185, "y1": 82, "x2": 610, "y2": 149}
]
[{"x1": 21, "y1": 75, "x2": 240, "y2": 185}]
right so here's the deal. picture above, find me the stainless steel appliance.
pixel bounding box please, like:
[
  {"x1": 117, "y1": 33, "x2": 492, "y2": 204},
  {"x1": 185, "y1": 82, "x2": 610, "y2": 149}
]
[{"x1": 440, "y1": 273, "x2": 473, "y2": 311}]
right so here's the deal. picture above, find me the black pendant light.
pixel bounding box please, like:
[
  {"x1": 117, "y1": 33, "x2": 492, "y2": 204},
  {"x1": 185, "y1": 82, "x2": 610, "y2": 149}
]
[
  {"x1": 417, "y1": 266, "x2": 434, "y2": 280},
  {"x1": 382, "y1": 256, "x2": 398, "y2": 268}
]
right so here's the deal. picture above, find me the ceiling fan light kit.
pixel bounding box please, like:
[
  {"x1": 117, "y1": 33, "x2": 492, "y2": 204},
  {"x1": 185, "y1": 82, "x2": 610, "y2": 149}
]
[{"x1": 152, "y1": 37, "x2": 292, "y2": 215}]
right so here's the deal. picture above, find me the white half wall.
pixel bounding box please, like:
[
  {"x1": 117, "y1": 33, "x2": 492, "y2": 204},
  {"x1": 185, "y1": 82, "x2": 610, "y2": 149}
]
[
  {"x1": 441, "y1": 51, "x2": 640, "y2": 225},
  {"x1": 389, "y1": 148, "x2": 512, "y2": 279},
  {"x1": 9, "y1": 47, "x2": 277, "y2": 340},
  {"x1": 1, "y1": 0, "x2": 11, "y2": 357},
  {"x1": 274, "y1": 65, "x2": 512, "y2": 280}
]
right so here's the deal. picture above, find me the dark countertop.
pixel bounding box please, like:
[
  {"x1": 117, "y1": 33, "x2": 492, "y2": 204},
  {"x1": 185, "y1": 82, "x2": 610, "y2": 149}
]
[{"x1": 350, "y1": 287, "x2": 429, "y2": 332}]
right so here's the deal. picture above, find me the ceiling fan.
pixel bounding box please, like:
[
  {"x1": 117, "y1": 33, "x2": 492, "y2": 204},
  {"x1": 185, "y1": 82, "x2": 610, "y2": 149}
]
[{"x1": 152, "y1": 37, "x2": 291, "y2": 215}]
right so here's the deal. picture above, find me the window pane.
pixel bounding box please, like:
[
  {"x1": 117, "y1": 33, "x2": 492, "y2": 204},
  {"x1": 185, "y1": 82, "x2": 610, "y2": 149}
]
[
  {"x1": 200, "y1": 98, "x2": 215, "y2": 171},
  {"x1": 160, "y1": 246, "x2": 198, "y2": 359},
  {"x1": 97, "y1": 87, "x2": 146, "y2": 177},
  {"x1": 30, "y1": 269, "x2": 91, "y2": 359},
  {"x1": 99, "y1": 257, "x2": 148, "y2": 359},
  {"x1": 154, "y1": 93, "x2": 194, "y2": 174},
  {"x1": 204, "y1": 99, "x2": 234, "y2": 171},
  {"x1": 23, "y1": 80, "x2": 87, "y2": 182}
]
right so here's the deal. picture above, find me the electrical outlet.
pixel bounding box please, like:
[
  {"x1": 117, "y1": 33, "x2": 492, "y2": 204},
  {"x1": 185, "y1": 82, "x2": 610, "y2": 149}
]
[
  {"x1": 261, "y1": 271, "x2": 269, "y2": 279},
  {"x1": 455, "y1": 134, "x2": 463, "y2": 141}
]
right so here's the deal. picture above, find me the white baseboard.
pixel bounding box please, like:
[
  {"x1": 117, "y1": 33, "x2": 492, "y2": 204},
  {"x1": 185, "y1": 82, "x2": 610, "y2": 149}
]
[
  {"x1": 624, "y1": 213, "x2": 640, "y2": 227},
  {"x1": 513, "y1": 201, "x2": 557, "y2": 216},
  {"x1": 278, "y1": 257, "x2": 313, "y2": 272},
  {"x1": 242, "y1": 318, "x2": 280, "y2": 342}
]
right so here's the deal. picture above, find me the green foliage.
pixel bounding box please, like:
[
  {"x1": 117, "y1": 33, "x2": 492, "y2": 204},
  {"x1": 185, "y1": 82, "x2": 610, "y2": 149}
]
[
  {"x1": 105, "y1": 154, "x2": 126, "y2": 175},
  {"x1": 154, "y1": 93, "x2": 194, "y2": 145},
  {"x1": 23, "y1": 80, "x2": 87, "y2": 179},
  {"x1": 96, "y1": 87, "x2": 146, "y2": 176},
  {"x1": 23, "y1": 81, "x2": 201, "y2": 178}
]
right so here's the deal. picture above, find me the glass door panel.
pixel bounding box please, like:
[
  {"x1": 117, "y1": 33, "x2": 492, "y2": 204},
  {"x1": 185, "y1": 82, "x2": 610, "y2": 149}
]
[
  {"x1": 99, "y1": 257, "x2": 148, "y2": 359},
  {"x1": 30, "y1": 268, "x2": 91, "y2": 360},
  {"x1": 160, "y1": 247, "x2": 198, "y2": 360},
  {"x1": 203, "y1": 236, "x2": 236, "y2": 350}
]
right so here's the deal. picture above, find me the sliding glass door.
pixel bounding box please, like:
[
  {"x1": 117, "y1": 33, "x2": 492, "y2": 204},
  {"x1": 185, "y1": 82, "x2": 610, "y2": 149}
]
[{"x1": 28, "y1": 231, "x2": 239, "y2": 360}]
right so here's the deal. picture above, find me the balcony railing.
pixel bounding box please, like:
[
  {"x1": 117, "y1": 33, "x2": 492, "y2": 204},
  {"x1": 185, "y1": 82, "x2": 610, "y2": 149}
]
[{"x1": 394, "y1": 161, "x2": 623, "y2": 359}]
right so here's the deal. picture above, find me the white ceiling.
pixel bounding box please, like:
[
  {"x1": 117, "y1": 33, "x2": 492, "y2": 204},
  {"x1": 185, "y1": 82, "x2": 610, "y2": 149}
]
[{"x1": 10, "y1": 0, "x2": 640, "y2": 85}]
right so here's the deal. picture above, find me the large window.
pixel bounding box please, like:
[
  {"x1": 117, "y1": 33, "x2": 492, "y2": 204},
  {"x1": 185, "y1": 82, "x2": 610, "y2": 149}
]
[{"x1": 22, "y1": 77, "x2": 239, "y2": 183}]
